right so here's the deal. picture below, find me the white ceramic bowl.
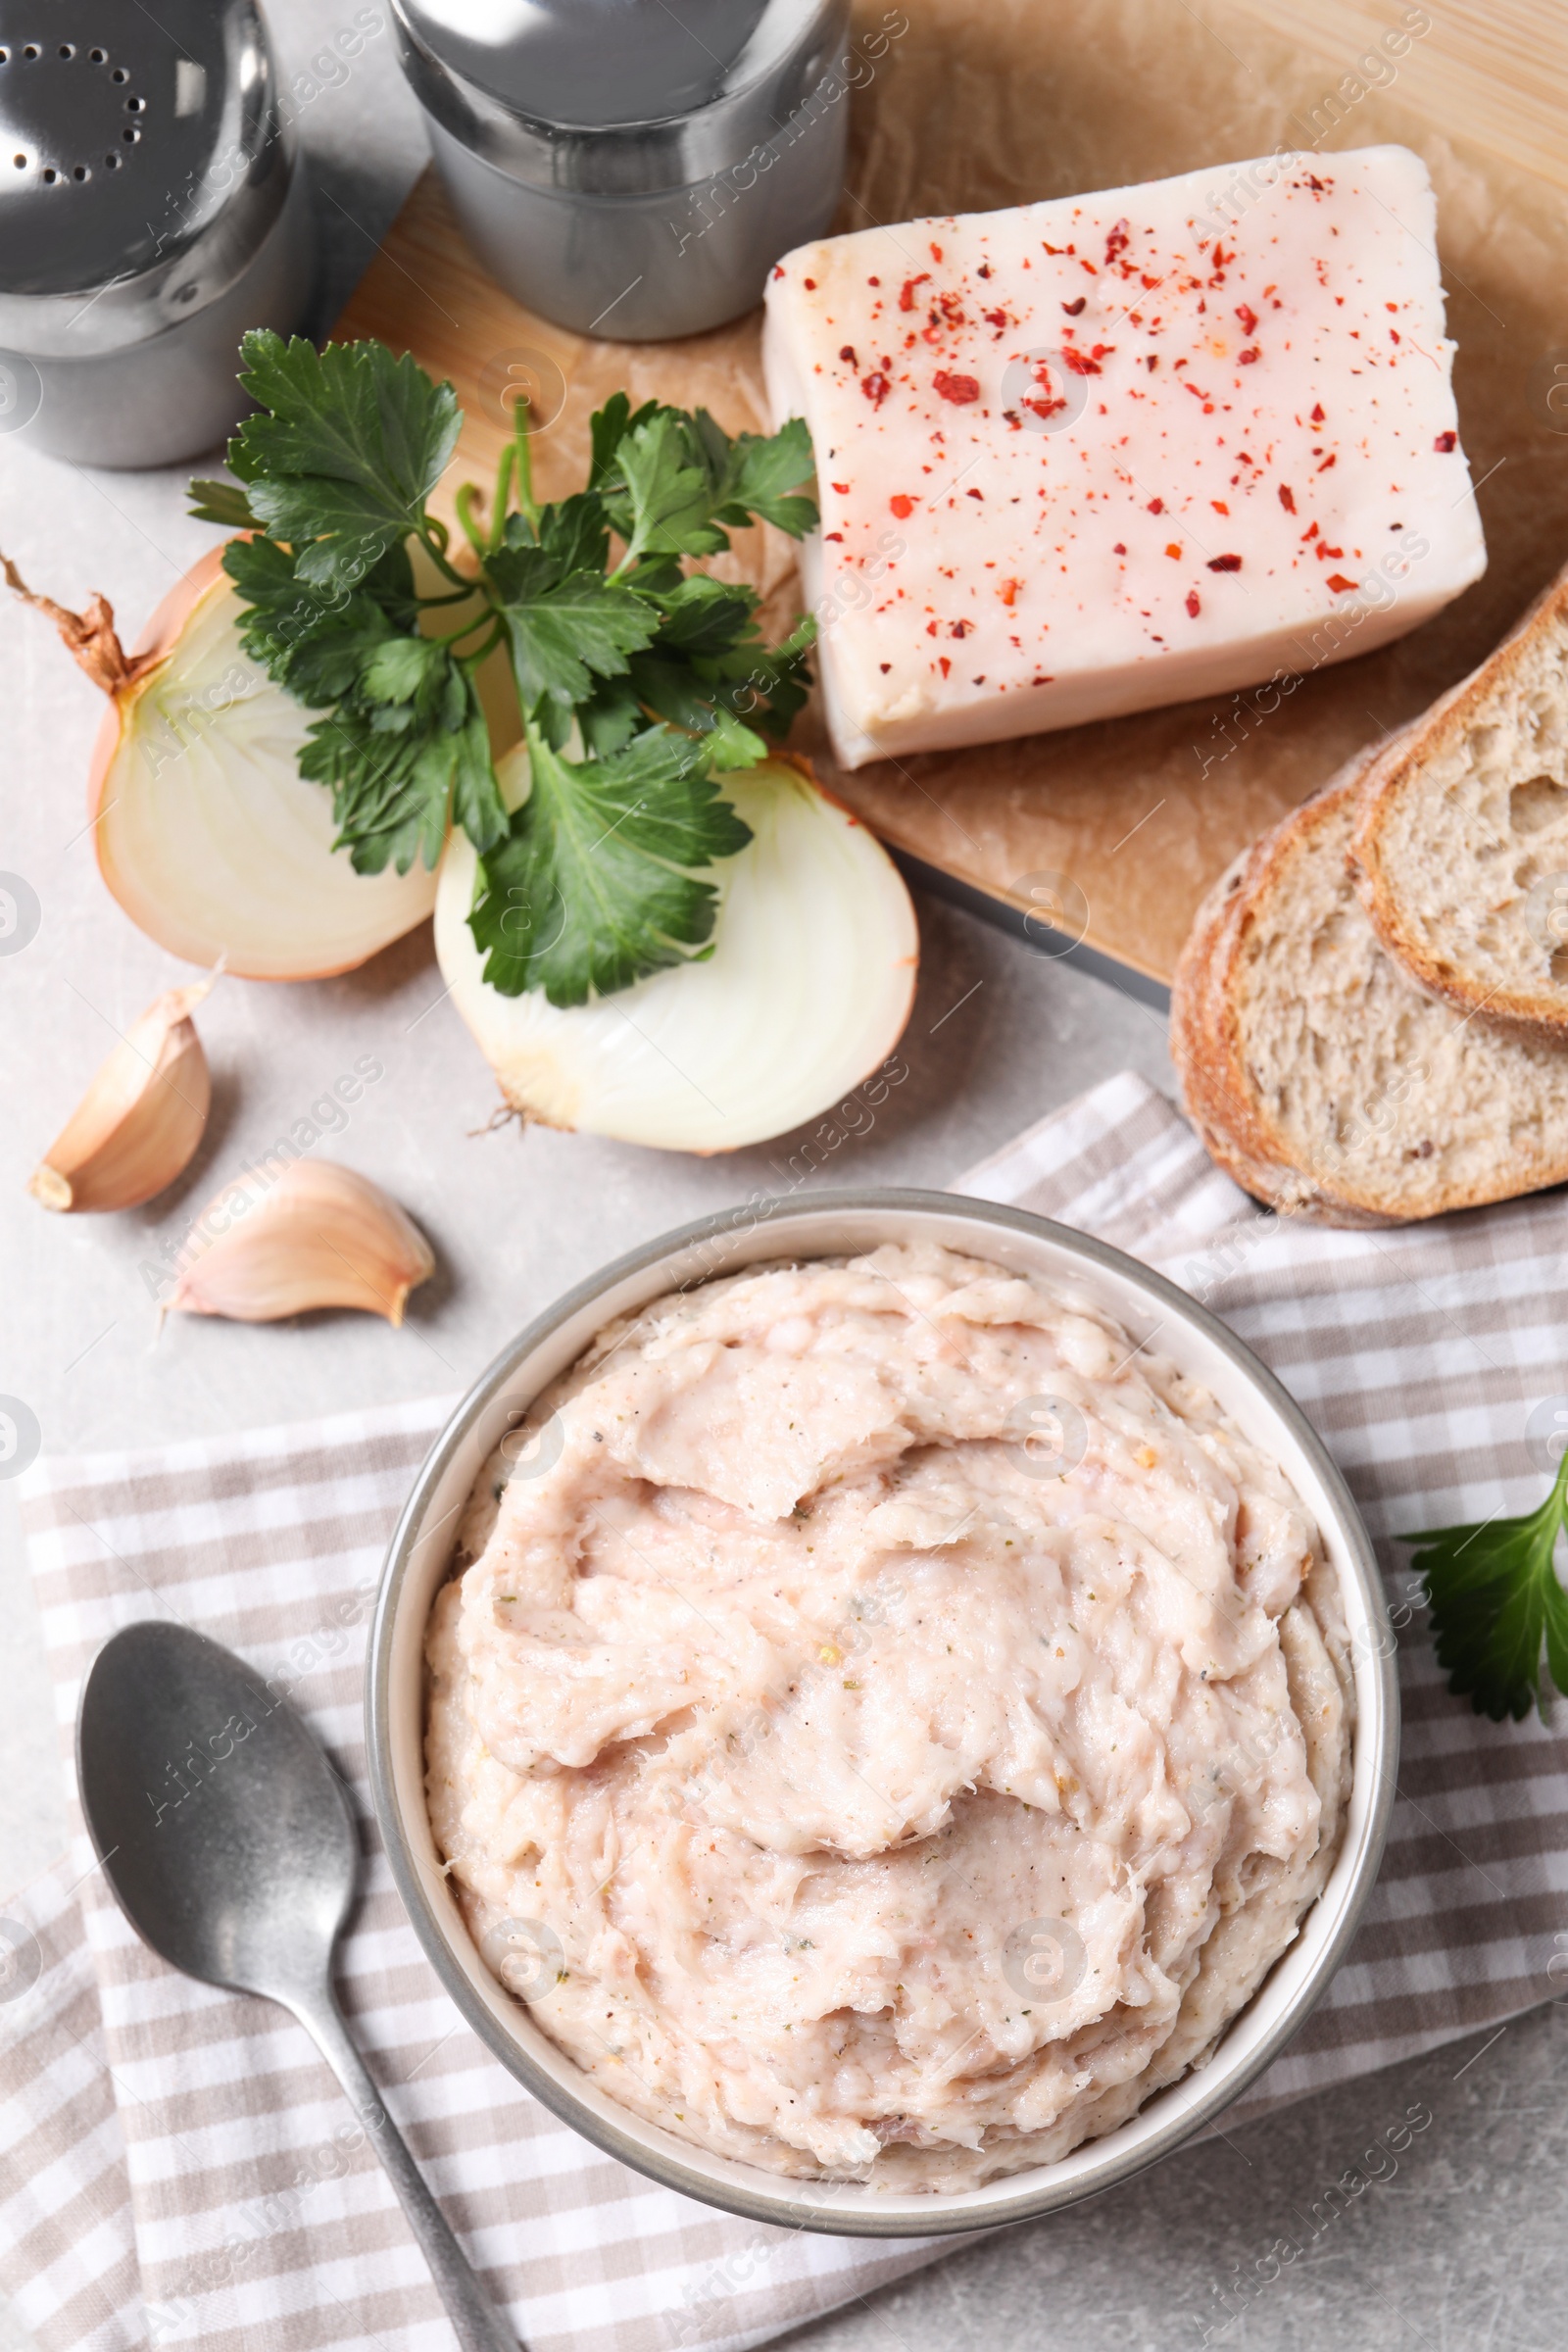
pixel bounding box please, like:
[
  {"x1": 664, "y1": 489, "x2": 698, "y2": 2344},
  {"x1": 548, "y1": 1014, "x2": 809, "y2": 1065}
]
[{"x1": 367, "y1": 1190, "x2": 1397, "y2": 2238}]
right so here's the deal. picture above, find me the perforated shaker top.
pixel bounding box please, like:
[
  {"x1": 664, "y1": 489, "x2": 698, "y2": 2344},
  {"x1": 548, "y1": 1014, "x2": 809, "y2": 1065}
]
[{"x1": 0, "y1": 0, "x2": 285, "y2": 299}]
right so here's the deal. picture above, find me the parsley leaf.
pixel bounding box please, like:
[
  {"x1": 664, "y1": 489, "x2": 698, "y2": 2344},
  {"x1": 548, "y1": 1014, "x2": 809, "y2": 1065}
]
[
  {"x1": 200, "y1": 338, "x2": 820, "y2": 997},
  {"x1": 230, "y1": 331, "x2": 462, "y2": 593},
  {"x1": 223, "y1": 533, "x2": 505, "y2": 872},
  {"x1": 485, "y1": 530, "x2": 658, "y2": 710},
  {"x1": 188, "y1": 478, "x2": 260, "y2": 531},
  {"x1": 302, "y1": 669, "x2": 504, "y2": 875},
  {"x1": 595, "y1": 404, "x2": 818, "y2": 565},
  {"x1": 467, "y1": 728, "x2": 753, "y2": 1005},
  {"x1": 1400, "y1": 1450, "x2": 1568, "y2": 1720}
]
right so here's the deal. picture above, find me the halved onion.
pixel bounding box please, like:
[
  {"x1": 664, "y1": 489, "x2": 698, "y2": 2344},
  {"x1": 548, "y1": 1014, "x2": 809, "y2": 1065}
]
[
  {"x1": 434, "y1": 753, "x2": 919, "y2": 1152},
  {"x1": 87, "y1": 548, "x2": 439, "y2": 980}
]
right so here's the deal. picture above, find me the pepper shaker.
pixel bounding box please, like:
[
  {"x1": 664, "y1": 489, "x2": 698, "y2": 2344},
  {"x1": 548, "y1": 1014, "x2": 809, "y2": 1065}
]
[
  {"x1": 391, "y1": 0, "x2": 853, "y2": 341},
  {"x1": 0, "y1": 0, "x2": 312, "y2": 468}
]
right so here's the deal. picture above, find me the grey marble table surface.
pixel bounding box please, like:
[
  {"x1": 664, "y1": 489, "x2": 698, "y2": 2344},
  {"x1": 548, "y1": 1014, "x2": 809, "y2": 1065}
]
[{"x1": 1, "y1": 8, "x2": 1560, "y2": 2348}]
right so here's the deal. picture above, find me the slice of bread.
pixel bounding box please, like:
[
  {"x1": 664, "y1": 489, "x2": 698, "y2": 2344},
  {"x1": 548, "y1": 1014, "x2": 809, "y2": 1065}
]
[
  {"x1": 1171, "y1": 748, "x2": 1568, "y2": 1224},
  {"x1": 1349, "y1": 563, "x2": 1568, "y2": 1039}
]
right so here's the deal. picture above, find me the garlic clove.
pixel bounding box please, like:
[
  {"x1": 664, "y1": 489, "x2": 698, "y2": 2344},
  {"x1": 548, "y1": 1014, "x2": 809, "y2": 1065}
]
[
  {"x1": 30, "y1": 976, "x2": 216, "y2": 1214},
  {"x1": 168, "y1": 1160, "x2": 435, "y2": 1326}
]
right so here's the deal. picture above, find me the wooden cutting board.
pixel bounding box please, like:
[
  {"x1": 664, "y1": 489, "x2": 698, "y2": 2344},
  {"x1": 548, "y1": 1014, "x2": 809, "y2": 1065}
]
[{"x1": 334, "y1": 0, "x2": 1568, "y2": 990}]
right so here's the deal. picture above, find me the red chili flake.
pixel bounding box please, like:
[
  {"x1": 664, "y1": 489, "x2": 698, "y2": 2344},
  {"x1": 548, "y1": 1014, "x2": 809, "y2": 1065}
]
[
  {"x1": 803, "y1": 278, "x2": 816, "y2": 290},
  {"x1": 1165, "y1": 542, "x2": 1183, "y2": 559},
  {"x1": 1278, "y1": 484, "x2": 1297, "y2": 514},
  {"x1": 977, "y1": 263, "x2": 993, "y2": 279},
  {"x1": 1310, "y1": 403, "x2": 1325, "y2": 423},
  {"x1": 1238, "y1": 347, "x2": 1260, "y2": 365},
  {"x1": 1325, "y1": 573, "x2": 1358, "y2": 592},
  {"x1": 1141, "y1": 272, "x2": 1160, "y2": 288},
  {"x1": 898, "y1": 273, "x2": 931, "y2": 312},
  {"x1": 879, "y1": 662, "x2": 892, "y2": 672},
  {"x1": 1061, "y1": 349, "x2": 1102, "y2": 376},
  {"x1": 1112, "y1": 542, "x2": 1126, "y2": 555},
  {"x1": 1186, "y1": 590, "x2": 1200, "y2": 617},
  {"x1": 1146, "y1": 355, "x2": 1159, "y2": 370},
  {"x1": 1316, "y1": 543, "x2": 1345, "y2": 561},
  {"x1": 1235, "y1": 304, "x2": 1258, "y2": 336},
  {"x1": 925, "y1": 620, "x2": 939, "y2": 636},
  {"x1": 933, "y1": 370, "x2": 981, "y2": 405},
  {"x1": 1434, "y1": 430, "x2": 1457, "y2": 452},
  {"x1": 1302, "y1": 520, "x2": 1319, "y2": 540},
  {"x1": 772, "y1": 266, "x2": 785, "y2": 279},
  {"x1": 1211, "y1": 500, "x2": 1230, "y2": 515},
  {"x1": 831, "y1": 482, "x2": 850, "y2": 494},
  {"x1": 823, "y1": 532, "x2": 844, "y2": 542},
  {"x1": 950, "y1": 620, "x2": 970, "y2": 638},
  {"x1": 938, "y1": 657, "x2": 952, "y2": 677},
  {"x1": 1148, "y1": 497, "x2": 1164, "y2": 514},
  {"x1": 1317, "y1": 453, "x2": 1337, "y2": 471},
  {"x1": 1061, "y1": 297, "x2": 1087, "y2": 317},
  {"x1": 839, "y1": 345, "x2": 858, "y2": 365},
  {"x1": 965, "y1": 487, "x2": 983, "y2": 499},
  {"x1": 1105, "y1": 220, "x2": 1131, "y2": 263},
  {"x1": 889, "y1": 494, "x2": 913, "y2": 518},
  {"x1": 868, "y1": 275, "x2": 881, "y2": 286},
  {"x1": 1206, "y1": 554, "x2": 1242, "y2": 572},
  {"x1": 983, "y1": 308, "x2": 1008, "y2": 328},
  {"x1": 998, "y1": 578, "x2": 1021, "y2": 607},
  {"x1": 930, "y1": 242, "x2": 943, "y2": 261},
  {"x1": 860, "y1": 371, "x2": 891, "y2": 406}
]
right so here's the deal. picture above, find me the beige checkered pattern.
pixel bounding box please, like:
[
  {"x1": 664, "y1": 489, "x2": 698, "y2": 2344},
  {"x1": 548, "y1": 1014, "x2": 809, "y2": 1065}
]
[{"x1": 3, "y1": 1072, "x2": 1565, "y2": 2350}]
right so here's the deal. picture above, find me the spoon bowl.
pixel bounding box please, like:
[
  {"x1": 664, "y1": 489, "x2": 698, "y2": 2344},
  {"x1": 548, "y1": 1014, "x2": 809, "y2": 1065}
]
[
  {"x1": 78, "y1": 1620, "x2": 521, "y2": 2352},
  {"x1": 77, "y1": 1621, "x2": 357, "y2": 2003}
]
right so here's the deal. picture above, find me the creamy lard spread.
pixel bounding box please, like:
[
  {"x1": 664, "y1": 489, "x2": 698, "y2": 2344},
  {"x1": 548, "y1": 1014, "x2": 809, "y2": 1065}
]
[{"x1": 425, "y1": 1246, "x2": 1352, "y2": 2191}]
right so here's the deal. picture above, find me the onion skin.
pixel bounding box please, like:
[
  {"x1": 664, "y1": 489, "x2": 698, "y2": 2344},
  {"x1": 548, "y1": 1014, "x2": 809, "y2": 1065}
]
[
  {"x1": 436, "y1": 753, "x2": 919, "y2": 1154},
  {"x1": 86, "y1": 546, "x2": 440, "y2": 981}
]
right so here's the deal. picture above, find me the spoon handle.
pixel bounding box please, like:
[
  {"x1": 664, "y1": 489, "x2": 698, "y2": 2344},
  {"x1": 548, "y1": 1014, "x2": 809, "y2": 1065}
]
[{"x1": 291, "y1": 1980, "x2": 521, "y2": 2352}]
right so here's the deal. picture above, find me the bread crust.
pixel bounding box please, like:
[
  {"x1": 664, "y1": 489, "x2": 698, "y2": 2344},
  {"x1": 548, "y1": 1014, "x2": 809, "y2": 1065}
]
[
  {"x1": 1172, "y1": 758, "x2": 1402, "y2": 1227},
  {"x1": 1349, "y1": 561, "x2": 1568, "y2": 1040},
  {"x1": 1172, "y1": 738, "x2": 1568, "y2": 1223}
]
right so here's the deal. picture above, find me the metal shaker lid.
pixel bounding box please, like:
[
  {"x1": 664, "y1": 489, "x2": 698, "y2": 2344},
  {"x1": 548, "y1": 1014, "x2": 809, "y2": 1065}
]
[
  {"x1": 392, "y1": 0, "x2": 849, "y2": 196},
  {"x1": 0, "y1": 0, "x2": 293, "y2": 356},
  {"x1": 395, "y1": 0, "x2": 770, "y2": 127}
]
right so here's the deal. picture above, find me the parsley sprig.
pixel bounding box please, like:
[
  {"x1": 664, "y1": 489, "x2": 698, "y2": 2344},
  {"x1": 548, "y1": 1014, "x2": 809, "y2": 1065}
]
[
  {"x1": 189, "y1": 333, "x2": 817, "y2": 1006},
  {"x1": 1400, "y1": 1450, "x2": 1568, "y2": 1721}
]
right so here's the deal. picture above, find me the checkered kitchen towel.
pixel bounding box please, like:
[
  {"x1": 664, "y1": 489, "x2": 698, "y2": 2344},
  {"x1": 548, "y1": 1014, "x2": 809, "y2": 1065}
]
[{"x1": 5, "y1": 1070, "x2": 1568, "y2": 2352}]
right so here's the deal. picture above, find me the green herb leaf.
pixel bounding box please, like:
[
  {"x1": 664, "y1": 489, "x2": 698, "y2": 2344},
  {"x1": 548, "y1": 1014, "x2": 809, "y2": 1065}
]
[
  {"x1": 1401, "y1": 1450, "x2": 1568, "y2": 1720},
  {"x1": 615, "y1": 410, "x2": 731, "y2": 564},
  {"x1": 485, "y1": 537, "x2": 658, "y2": 710},
  {"x1": 231, "y1": 331, "x2": 462, "y2": 593},
  {"x1": 588, "y1": 392, "x2": 661, "y2": 491},
  {"x1": 467, "y1": 727, "x2": 753, "y2": 1005},
  {"x1": 302, "y1": 667, "x2": 505, "y2": 874},
  {"x1": 703, "y1": 411, "x2": 818, "y2": 536},
  {"x1": 188, "y1": 477, "x2": 261, "y2": 531}
]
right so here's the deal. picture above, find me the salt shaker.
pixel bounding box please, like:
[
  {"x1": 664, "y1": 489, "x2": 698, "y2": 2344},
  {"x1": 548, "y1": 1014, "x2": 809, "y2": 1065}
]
[
  {"x1": 391, "y1": 0, "x2": 853, "y2": 340},
  {"x1": 0, "y1": 0, "x2": 312, "y2": 468}
]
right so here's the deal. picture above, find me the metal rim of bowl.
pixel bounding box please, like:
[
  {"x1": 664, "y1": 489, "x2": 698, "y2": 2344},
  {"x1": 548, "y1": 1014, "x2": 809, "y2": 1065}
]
[{"x1": 367, "y1": 1187, "x2": 1399, "y2": 2238}]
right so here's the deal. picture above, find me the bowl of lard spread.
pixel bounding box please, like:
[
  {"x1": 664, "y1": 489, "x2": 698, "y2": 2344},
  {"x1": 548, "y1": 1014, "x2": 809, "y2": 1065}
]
[{"x1": 368, "y1": 1191, "x2": 1396, "y2": 2236}]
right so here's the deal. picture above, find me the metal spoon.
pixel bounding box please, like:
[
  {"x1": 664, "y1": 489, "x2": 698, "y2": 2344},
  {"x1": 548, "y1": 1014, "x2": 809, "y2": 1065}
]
[{"x1": 77, "y1": 1620, "x2": 519, "y2": 2352}]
